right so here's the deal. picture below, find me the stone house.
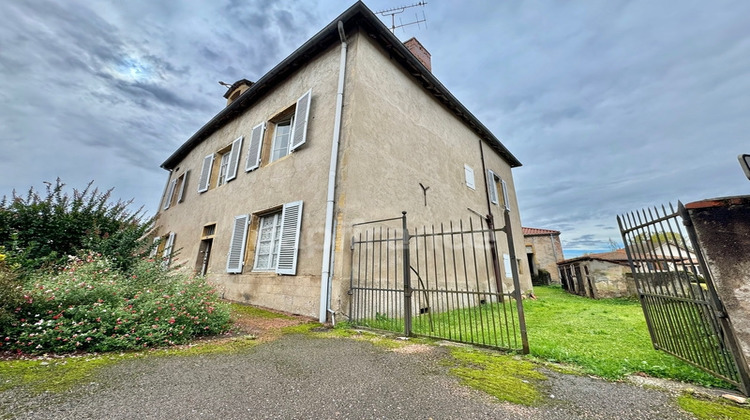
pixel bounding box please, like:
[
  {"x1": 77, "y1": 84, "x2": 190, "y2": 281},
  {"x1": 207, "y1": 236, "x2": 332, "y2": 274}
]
[
  {"x1": 522, "y1": 227, "x2": 564, "y2": 284},
  {"x1": 153, "y1": 2, "x2": 530, "y2": 322}
]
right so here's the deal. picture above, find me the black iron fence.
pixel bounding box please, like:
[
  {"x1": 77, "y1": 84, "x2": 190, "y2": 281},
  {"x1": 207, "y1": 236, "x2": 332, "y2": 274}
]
[
  {"x1": 348, "y1": 212, "x2": 528, "y2": 353},
  {"x1": 618, "y1": 202, "x2": 750, "y2": 394}
]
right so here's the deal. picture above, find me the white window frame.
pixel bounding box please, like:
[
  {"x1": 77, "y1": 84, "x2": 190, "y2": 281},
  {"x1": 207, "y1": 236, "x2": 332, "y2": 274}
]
[
  {"x1": 253, "y1": 211, "x2": 283, "y2": 271},
  {"x1": 217, "y1": 151, "x2": 231, "y2": 186},
  {"x1": 270, "y1": 116, "x2": 294, "y2": 163}
]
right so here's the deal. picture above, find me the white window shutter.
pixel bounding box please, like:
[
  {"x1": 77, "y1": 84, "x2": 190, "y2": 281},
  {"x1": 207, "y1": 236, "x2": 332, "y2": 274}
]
[
  {"x1": 464, "y1": 164, "x2": 475, "y2": 190},
  {"x1": 226, "y1": 136, "x2": 243, "y2": 182},
  {"x1": 245, "y1": 123, "x2": 266, "y2": 172},
  {"x1": 177, "y1": 170, "x2": 189, "y2": 203},
  {"x1": 503, "y1": 253, "x2": 512, "y2": 278},
  {"x1": 149, "y1": 237, "x2": 160, "y2": 258},
  {"x1": 198, "y1": 154, "x2": 214, "y2": 193},
  {"x1": 290, "y1": 89, "x2": 312, "y2": 152},
  {"x1": 226, "y1": 214, "x2": 249, "y2": 273},
  {"x1": 162, "y1": 232, "x2": 175, "y2": 268},
  {"x1": 487, "y1": 169, "x2": 498, "y2": 205},
  {"x1": 501, "y1": 179, "x2": 510, "y2": 211},
  {"x1": 276, "y1": 200, "x2": 303, "y2": 275},
  {"x1": 163, "y1": 179, "x2": 177, "y2": 210}
]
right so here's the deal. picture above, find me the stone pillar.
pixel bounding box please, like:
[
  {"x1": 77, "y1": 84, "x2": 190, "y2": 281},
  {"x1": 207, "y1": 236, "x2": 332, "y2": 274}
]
[{"x1": 685, "y1": 195, "x2": 750, "y2": 369}]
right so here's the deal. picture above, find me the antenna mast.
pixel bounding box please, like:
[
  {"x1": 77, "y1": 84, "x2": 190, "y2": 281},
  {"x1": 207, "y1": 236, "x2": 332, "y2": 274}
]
[{"x1": 376, "y1": 2, "x2": 428, "y2": 34}]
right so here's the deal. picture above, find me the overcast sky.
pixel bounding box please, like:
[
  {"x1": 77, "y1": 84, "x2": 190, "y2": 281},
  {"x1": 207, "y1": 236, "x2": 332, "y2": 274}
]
[{"x1": 1, "y1": 0, "x2": 749, "y2": 256}]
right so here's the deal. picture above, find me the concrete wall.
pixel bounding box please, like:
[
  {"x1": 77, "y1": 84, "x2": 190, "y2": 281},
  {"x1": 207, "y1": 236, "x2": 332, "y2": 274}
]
[
  {"x1": 525, "y1": 234, "x2": 563, "y2": 282},
  {"x1": 328, "y1": 31, "x2": 531, "y2": 316},
  {"x1": 155, "y1": 41, "x2": 346, "y2": 317},
  {"x1": 686, "y1": 196, "x2": 750, "y2": 370}
]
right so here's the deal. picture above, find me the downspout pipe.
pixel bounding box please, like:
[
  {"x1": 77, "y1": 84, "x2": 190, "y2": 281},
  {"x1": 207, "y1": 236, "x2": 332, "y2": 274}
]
[{"x1": 319, "y1": 21, "x2": 348, "y2": 323}]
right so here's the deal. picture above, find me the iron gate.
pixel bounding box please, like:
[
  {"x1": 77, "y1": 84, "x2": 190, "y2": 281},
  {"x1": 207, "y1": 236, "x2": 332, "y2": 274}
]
[
  {"x1": 618, "y1": 202, "x2": 750, "y2": 394},
  {"x1": 348, "y1": 212, "x2": 528, "y2": 353}
]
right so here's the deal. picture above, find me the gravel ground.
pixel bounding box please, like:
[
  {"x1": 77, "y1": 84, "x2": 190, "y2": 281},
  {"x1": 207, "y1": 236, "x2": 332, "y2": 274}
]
[{"x1": 1, "y1": 333, "x2": 699, "y2": 419}]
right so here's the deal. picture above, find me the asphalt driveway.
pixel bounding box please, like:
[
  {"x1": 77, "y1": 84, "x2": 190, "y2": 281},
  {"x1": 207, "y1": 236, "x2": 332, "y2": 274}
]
[{"x1": 1, "y1": 330, "x2": 706, "y2": 420}]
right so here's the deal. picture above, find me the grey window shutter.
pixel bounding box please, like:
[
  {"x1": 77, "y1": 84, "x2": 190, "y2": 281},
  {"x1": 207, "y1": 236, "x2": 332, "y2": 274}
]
[
  {"x1": 276, "y1": 200, "x2": 303, "y2": 275},
  {"x1": 198, "y1": 154, "x2": 214, "y2": 193},
  {"x1": 290, "y1": 89, "x2": 312, "y2": 152},
  {"x1": 163, "y1": 179, "x2": 177, "y2": 210},
  {"x1": 226, "y1": 136, "x2": 243, "y2": 182},
  {"x1": 177, "y1": 170, "x2": 189, "y2": 203},
  {"x1": 464, "y1": 164, "x2": 475, "y2": 190},
  {"x1": 245, "y1": 122, "x2": 266, "y2": 172},
  {"x1": 226, "y1": 214, "x2": 249, "y2": 273},
  {"x1": 487, "y1": 169, "x2": 498, "y2": 205},
  {"x1": 501, "y1": 179, "x2": 510, "y2": 211},
  {"x1": 162, "y1": 232, "x2": 175, "y2": 268}
]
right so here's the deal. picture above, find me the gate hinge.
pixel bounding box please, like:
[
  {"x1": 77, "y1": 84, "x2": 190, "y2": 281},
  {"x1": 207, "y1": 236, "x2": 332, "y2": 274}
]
[{"x1": 347, "y1": 289, "x2": 353, "y2": 296}]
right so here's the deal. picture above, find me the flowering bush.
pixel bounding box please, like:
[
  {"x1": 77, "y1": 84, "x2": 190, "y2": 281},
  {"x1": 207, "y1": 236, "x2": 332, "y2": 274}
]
[{"x1": 2, "y1": 254, "x2": 230, "y2": 354}]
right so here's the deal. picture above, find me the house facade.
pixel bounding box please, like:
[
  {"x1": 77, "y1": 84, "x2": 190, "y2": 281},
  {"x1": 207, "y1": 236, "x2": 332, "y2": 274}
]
[
  {"x1": 522, "y1": 227, "x2": 564, "y2": 284},
  {"x1": 154, "y1": 2, "x2": 530, "y2": 321},
  {"x1": 557, "y1": 250, "x2": 636, "y2": 298}
]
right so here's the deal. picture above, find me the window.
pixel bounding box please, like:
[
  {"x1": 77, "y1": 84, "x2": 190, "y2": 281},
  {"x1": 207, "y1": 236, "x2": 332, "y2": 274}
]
[
  {"x1": 487, "y1": 169, "x2": 510, "y2": 211},
  {"x1": 270, "y1": 117, "x2": 294, "y2": 162},
  {"x1": 217, "y1": 151, "x2": 232, "y2": 186},
  {"x1": 254, "y1": 212, "x2": 282, "y2": 270},
  {"x1": 150, "y1": 232, "x2": 175, "y2": 268},
  {"x1": 162, "y1": 171, "x2": 190, "y2": 210},
  {"x1": 260, "y1": 89, "x2": 312, "y2": 165},
  {"x1": 198, "y1": 136, "x2": 243, "y2": 192},
  {"x1": 225, "y1": 201, "x2": 303, "y2": 275},
  {"x1": 464, "y1": 164, "x2": 475, "y2": 190}
]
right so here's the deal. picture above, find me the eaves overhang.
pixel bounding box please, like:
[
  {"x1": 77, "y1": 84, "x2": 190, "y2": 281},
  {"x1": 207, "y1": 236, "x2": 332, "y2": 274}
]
[{"x1": 161, "y1": 1, "x2": 522, "y2": 170}]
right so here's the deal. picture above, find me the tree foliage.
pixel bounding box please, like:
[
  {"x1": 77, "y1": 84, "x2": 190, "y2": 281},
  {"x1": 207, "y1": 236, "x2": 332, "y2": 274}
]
[{"x1": 0, "y1": 179, "x2": 153, "y2": 273}]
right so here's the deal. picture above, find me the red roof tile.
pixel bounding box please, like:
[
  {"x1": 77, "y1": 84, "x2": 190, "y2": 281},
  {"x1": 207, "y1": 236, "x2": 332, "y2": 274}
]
[{"x1": 522, "y1": 227, "x2": 560, "y2": 236}]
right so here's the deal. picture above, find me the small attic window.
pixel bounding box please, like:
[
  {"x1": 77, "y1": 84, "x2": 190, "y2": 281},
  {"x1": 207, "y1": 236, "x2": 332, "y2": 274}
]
[{"x1": 229, "y1": 90, "x2": 242, "y2": 102}]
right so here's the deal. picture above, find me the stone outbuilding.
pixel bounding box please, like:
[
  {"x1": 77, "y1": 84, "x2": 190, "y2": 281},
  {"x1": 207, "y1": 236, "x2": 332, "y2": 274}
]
[
  {"x1": 522, "y1": 227, "x2": 564, "y2": 284},
  {"x1": 557, "y1": 249, "x2": 636, "y2": 298}
]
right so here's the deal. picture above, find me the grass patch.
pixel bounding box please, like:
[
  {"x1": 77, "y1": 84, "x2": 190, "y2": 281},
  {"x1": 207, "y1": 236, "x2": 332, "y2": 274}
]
[
  {"x1": 229, "y1": 303, "x2": 294, "y2": 320},
  {"x1": 678, "y1": 394, "x2": 750, "y2": 420},
  {"x1": 448, "y1": 347, "x2": 546, "y2": 406},
  {"x1": 0, "y1": 353, "x2": 133, "y2": 393},
  {"x1": 525, "y1": 286, "x2": 728, "y2": 387}
]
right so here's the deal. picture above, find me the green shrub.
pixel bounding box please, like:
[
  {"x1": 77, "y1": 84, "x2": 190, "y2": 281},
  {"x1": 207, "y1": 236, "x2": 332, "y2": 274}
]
[
  {"x1": 0, "y1": 247, "x2": 24, "y2": 331},
  {"x1": 0, "y1": 179, "x2": 152, "y2": 274},
  {"x1": 2, "y1": 254, "x2": 230, "y2": 354}
]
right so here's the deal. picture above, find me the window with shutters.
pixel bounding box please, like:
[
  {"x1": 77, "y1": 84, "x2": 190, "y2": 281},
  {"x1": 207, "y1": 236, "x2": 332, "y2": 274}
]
[
  {"x1": 258, "y1": 89, "x2": 312, "y2": 166},
  {"x1": 225, "y1": 201, "x2": 304, "y2": 275},
  {"x1": 150, "y1": 232, "x2": 176, "y2": 268},
  {"x1": 198, "y1": 136, "x2": 243, "y2": 193},
  {"x1": 486, "y1": 169, "x2": 510, "y2": 211},
  {"x1": 162, "y1": 170, "x2": 190, "y2": 210},
  {"x1": 464, "y1": 164, "x2": 475, "y2": 190}
]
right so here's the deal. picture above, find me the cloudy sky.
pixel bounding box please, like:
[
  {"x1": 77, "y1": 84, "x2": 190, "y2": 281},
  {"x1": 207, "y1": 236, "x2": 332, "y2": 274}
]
[{"x1": 1, "y1": 0, "x2": 749, "y2": 257}]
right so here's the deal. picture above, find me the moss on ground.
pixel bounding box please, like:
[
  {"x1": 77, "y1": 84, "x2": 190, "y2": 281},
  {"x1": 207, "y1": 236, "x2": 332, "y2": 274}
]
[
  {"x1": 678, "y1": 394, "x2": 750, "y2": 420},
  {"x1": 229, "y1": 303, "x2": 294, "y2": 320},
  {"x1": 447, "y1": 347, "x2": 547, "y2": 406}
]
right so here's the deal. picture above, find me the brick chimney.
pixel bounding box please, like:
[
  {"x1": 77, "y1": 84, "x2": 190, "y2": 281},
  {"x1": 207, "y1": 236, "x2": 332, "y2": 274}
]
[
  {"x1": 403, "y1": 37, "x2": 431, "y2": 72},
  {"x1": 223, "y1": 79, "x2": 254, "y2": 106}
]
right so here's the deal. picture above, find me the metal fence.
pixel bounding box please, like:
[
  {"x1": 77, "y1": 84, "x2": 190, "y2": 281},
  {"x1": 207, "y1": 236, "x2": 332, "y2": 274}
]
[
  {"x1": 348, "y1": 212, "x2": 528, "y2": 353},
  {"x1": 618, "y1": 202, "x2": 750, "y2": 394}
]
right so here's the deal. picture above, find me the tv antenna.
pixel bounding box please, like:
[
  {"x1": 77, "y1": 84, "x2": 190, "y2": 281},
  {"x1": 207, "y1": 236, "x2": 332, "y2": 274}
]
[{"x1": 376, "y1": 2, "x2": 428, "y2": 34}]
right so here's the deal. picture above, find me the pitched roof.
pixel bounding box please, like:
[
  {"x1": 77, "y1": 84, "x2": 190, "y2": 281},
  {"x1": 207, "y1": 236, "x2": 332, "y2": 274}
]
[
  {"x1": 522, "y1": 227, "x2": 560, "y2": 236},
  {"x1": 161, "y1": 1, "x2": 522, "y2": 170},
  {"x1": 559, "y1": 249, "x2": 630, "y2": 265}
]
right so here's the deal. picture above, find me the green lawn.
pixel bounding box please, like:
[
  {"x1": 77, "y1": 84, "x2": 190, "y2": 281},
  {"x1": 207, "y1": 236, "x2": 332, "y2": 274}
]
[{"x1": 525, "y1": 286, "x2": 729, "y2": 387}]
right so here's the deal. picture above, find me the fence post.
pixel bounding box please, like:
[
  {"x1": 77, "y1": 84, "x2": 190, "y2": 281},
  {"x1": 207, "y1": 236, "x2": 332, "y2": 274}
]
[
  {"x1": 504, "y1": 209, "x2": 530, "y2": 354},
  {"x1": 402, "y1": 211, "x2": 412, "y2": 336}
]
